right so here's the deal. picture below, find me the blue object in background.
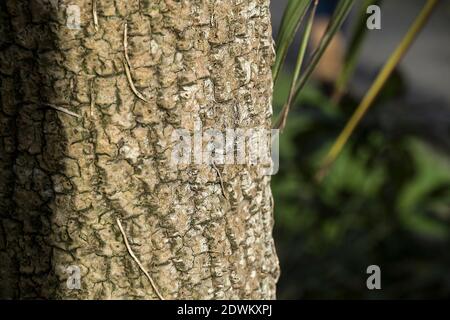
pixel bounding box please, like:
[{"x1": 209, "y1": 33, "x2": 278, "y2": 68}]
[{"x1": 317, "y1": 0, "x2": 339, "y2": 16}]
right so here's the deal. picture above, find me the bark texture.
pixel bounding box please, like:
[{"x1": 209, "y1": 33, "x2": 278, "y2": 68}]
[{"x1": 0, "y1": 0, "x2": 279, "y2": 299}]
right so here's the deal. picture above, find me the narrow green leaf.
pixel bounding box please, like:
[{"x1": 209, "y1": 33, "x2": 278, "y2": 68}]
[
  {"x1": 318, "y1": 0, "x2": 439, "y2": 181},
  {"x1": 275, "y1": 0, "x2": 319, "y2": 130},
  {"x1": 292, "y1": 0, "x2": 355, "y2": 102},
  {"x1": 273, "y1": 0, "x2": 311, "y2": 83},
  {"x1": 332, "y1": 0, "x2": 383, "y2": 103}
]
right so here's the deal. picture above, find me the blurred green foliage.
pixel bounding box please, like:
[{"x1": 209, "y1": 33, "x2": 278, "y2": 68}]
[{"x1": 272, "y1": 73, "x2": 450, "y2": 299}]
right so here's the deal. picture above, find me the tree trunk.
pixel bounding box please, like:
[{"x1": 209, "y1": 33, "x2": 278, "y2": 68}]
[{"x1": 0, "y1": 0, "x2": 279, "y2": 299}]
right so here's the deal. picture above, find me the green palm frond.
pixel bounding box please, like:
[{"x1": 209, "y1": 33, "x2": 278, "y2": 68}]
[
  {"x1": 291, "y1": 0, "x2": 355, "y2": 102},
  {"x1": 332, "y1": 0, "x2": 383, "y2": 103},
  {"x1": 318, "y1": 0, "x2": 439, "y2": 180},
  {"x1": 273, "y1": 0, "x2": 311, "y2": 84},
  {"x1": 274, "y1": 0, "x2": 355, "y2": 129},
  {"x1": 275, "y1": 0, "x2": 319, "y2": 131}
]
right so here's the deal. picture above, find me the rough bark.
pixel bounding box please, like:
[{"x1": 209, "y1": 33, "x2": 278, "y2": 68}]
[{"x1": 0, "y1": 0, "x2": 279, "y2": 299}]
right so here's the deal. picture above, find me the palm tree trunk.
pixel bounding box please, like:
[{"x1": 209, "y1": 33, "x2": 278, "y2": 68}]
[{"x1": 0, "y1": 0, "x2": 279, "y2": 299}]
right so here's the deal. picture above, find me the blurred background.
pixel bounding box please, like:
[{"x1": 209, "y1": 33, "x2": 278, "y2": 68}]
[{"x1": 270, "y1": 0, "x2": 450, "y2": 299}]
